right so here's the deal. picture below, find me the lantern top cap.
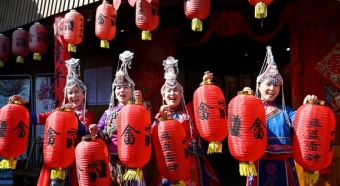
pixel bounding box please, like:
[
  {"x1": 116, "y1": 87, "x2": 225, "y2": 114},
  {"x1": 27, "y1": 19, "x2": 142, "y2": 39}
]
[{"x1": 161, "y1": 56, "x2": 184, "y2": 95}]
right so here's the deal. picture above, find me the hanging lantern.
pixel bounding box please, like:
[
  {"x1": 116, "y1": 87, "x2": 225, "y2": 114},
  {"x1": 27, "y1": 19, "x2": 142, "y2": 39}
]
[
  {"x1": 12, "y1": 28, "x2": 29, "y2": 63},
  {"x1": 0, "y1": 100, "x2": 29, "y2": 169},
  {"x1": 248, "y1": 0, "x2": 273, "y2": 27},
  {"x1": 75, "y1": 135, "x2": 110, "y2": 185},
  {"x1": 135, "y1": 0, "x2": 159, "y2": 40},
  {"x1": 292, "y1": 100, "x2": 336, "y2": 185},
  {"x1": 29, "y1": 22, "x2": 47, "y2": 60},
  {"x1": 64, "y1": 9, "x2": 84, "y2": 52},
  {"x1": 193, "y1": 81, "x2": 228, "y2": 154},
  {"x1": 227, "y1": 90, "x2": 266, "y2": 176},
  {"x1": 95, "y1": 0, "x2": 117, "y2": 49},
  {"x1": 117, "y1": 102, "x2": 152, "y2": 181},
  {"x1": 184, "y1": 0, "x2": 210, "y2": 31},
  {"x1": 152, "y1": 117, "x2": 191, "y2": 185},
  {"x1": 43, "y1": 108, "x2": 78, "y2": 180},
  {"x1": 0, "y1": 34, "x2": 10, "y2": 67}
]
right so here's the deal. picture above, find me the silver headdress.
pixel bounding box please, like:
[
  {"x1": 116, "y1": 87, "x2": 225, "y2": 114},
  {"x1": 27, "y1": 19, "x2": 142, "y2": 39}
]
[
  {"x1": 109, "y1": 50, "x2": 135, "y2": 109},
  {"x1": 256, "y1": 46, "x2": 291, "y2": 126},
  {"x1": 160, "y1": 56, "x2": 183, "y2": 95}
]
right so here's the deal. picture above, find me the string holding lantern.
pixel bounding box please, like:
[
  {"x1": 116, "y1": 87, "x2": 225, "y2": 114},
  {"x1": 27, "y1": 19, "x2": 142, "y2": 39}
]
[
  {"x1": 64, "y1": 9, "x2": 84, "y2": 52},
  {"x1": 95, "y1": 0, "x2": 117, "y2": 49},
  {"x1": 152, "y1": 117, "x2": 191, "y2": 185},
  {"x1": 75, "y1": 135, "x2": 110, "y2": 185},
  {"x1": 0, "y1": 34, "x2": 10, "y2": 67},
  {"x1": 29, "y1": 22, "x2": 47, "y2": 60},
  {"x1": 227, "y1": 90, "x2": 266, "y2": 177},
  {"x1": 248, "y1": 0, "x2": 273, "y2": 27},
  {"x1": 0, "y1": 100, "x2": 30, "y2": 169},
  {"x1": 43, "y1": 108, "x2": 78, "y2": 180},
  {"x1": 184, "y1": 0, "x2": 211, "y2": 31},
  {"x1": 12, "y1": 28, "x2": 29, "y2": 63},
  {"x1": 117, "y1": 102, "x2": 152, "y2": 181},
  {"x1": 193, "y1": 80, "x2": 228, "y2": 154},
  {"x1": 292, "y1": 100, "x2": 336, "y2": 185}
]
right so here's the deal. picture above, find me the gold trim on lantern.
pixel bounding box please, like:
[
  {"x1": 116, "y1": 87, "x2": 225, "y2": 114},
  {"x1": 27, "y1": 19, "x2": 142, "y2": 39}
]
[
  {"x1": 306, "y1": 100, "x2": 325, "y2": 105},
  {"x1": 51, "y1": 167, "x2": 66, "y2": 180},
  {"x1": 0, "y1": 157, "x2": 17, "y2": 169},
  {"x1": 172, "y1": 180, "x2": 185, "y2": 186},
  {"x1": 199, "y1": 80, "x2": 214, "y2": 86},
  {"x1": 207, "y1": 141, "x2": 222, "y2": 154},
  {"x1": 255, "y1": 2, "x2": 267, "y2": 19},
  {"x1": 7, "y1": 100, "x2": 23, "y2": 105},
  {"x1": 68, "y1": 44, "x2": 76, "y2": 52},
  {"x1": 0, "y1": 61, "x2": 4, "y2": 67},
  {"x1": 191, "y1": 18, "x2": 203, "y2": 32},
  {"x1": 239, "y1": 161, "x2": 257, "y2": 176},
  {"x1": 142, "y1": 31, "x2": 152, "y2": 40},
  {"x1": 237, "y1": 90, "x2": 254, "y2": 95},
  {"x1": 33, "y1": 53, "x2": 41, "y2": 60},
  {"x1": 123, "y1": 168, "x2": 143, "y2": 181},
  {"x1": 100, "y1": 40, "x2": 110, "y2": 48},
  {"x1": 16, "y1": 56, "x2": 24, "y2": 63}
]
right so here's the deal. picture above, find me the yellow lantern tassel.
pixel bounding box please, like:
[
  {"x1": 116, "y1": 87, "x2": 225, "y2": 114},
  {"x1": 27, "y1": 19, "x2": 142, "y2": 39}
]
[
  {"x1": 239, "y1": 162, "x2": 257, "y2": 176},
  {"x1": 123, "y1": 168, "x2": 143, "y2": 181},
  {"x1": 51, "y1": 167, "x2": 66, "y2": 180},
  {"x1": 207, "y1": 141, "x2": 222, "y2": 154},
  {"x1": 33, "y1": 53, "x2": 41, "y2": 60},
  {"x1": 255, "y1": 2, "x2": 267, "y2": 19},
  {"x1": 191, "y1": 18, "x2": 203, "y2": 31},
  {"x1": 142, "y1": 31, "x2": 152, "y2": 40},
  {"x1": 301, "y1": 170, "x2": 319, "y2": 185},
  {"x1": 16, "y1": 56, "x2": 24, "y2": 63},
  {"x1": 68, "y1": 44, "x2": 76, "y2": 52},
  {"x1": 0, "y1": 158, "x2": 17, "y2": 169},
  {"x1": 100, "y1": 40, "x2": 110, "y2": 48},
  {"x1": 172, "y1": 180, "x2": 185, "y2": 186},
  {"x1": 0, "y1": 61, "x2": 4, "y2": 67}
]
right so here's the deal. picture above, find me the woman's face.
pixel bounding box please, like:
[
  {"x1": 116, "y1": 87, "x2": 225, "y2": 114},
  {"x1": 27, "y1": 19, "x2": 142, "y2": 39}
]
[
  {"x1": 115, "y1": 84, "x2": 132, "y2": 105},
  {"x1": 66, "y1": 85, "x2": 85, "y2": 108},
  {"x1": 258, "y1": 80, "x2": 280, "y2": 101},
  {"x1": 163, "y1": 87, "x2": 182, "y2": 109}
]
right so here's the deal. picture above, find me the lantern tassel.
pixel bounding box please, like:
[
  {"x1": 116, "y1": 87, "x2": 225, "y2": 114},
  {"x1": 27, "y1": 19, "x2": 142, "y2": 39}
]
[
  {"x1": 142, "y1": 31, "x2": 152, "y2": 40},
  {"x1": 239, "y1": 162, "x2": 257, "y2": 176},
  {"x1": 123, "y1": 168, "x2": 143, "y2": 180},
  {"x1": 16, "y1": 56, "x2": 24, "y2": 63},
  {"x1": 0, "y1": 61, "x2": 4, "y2": 67},
  {"x1": 68, "y1": 44, "x2": 77, "y2": 52},
  {"x1": 191, "y1": 18, "x2": 203, "y2": 32},
  {"x1": 172, "y1": 180, "x2": 186, "y2": 186},
  {"x1": 100, "y1": 40, "x2": 110, "y2": 48},
  {"x1": 255, "y1": 2, "x2": 267, "y2": 19},
  {"x1": 33, "y1": 53, "x2": 41, "y2": 60},
  {"x1": 301, "y1": 170, "x2": 319, "y2": 185},
  {"x1": 207, "y1": 141, "x2": 222, "y2": 154},
  {"x1": 51, "y1": 167, "x2": 66, "y2": 180},
  {"x1": 0, "y1": 158, "x2": 17, "y2": 169}
]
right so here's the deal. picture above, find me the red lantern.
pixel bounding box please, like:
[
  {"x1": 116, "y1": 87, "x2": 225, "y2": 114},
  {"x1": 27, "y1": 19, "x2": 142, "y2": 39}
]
[
  {"x1": 135, "y1": 0, "x2": 159, "y2": 40},
  {"x1": 0, "y1": 34, "x2": 10, "y2": 67},
  {"x1": 193, "y1": 81, "x2": 228, "y2": 154},
  {"x1": 12, "y1": 28, "x2": 29, "y2": 63},
  {"x1": 117, "y1": 103, "x2": 152, "y2": 180},
  {"x1": 29, "y1": 22, "x2": 47, "y2": 60},
  {"x1": 184, "y1": 0, "x2": 210, "y2": 31},
  {"x1": 43, "y1": 108, "x2": 78, "y2": 180},
  {"x1": 227, "y1": 90, "x2": 266, "y2": 176},
  {"x1": 75, "y1": 135, "x2": 110, "y2": 185},
  {"x1": 292, "y1": 101, "x2": 336, "y2": 185},
  {"x1": 152, "y1": 118, "x2": 191, "y2": 184},
  {"x1": 64, "y1": 9, "x2": 84, "y2": 52},
  {"x1": 0, "y1": 101, "x2": 29, "y2": 169},
  {"x1": 248, "y1": 0, "x2": 273, "y2": 19},
  {"x1": 95, "y1": 0, "x2": 117, "y2": 49}
]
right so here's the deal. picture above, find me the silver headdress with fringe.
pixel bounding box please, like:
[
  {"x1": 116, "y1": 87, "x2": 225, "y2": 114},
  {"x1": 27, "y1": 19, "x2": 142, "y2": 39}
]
[
  {"x1": 63, "y1": 58, "x2": 87, "y2": 121},
  {"x1": 109, "y1": 50, "x2": 135, "y2": 109},
  {"x1": 161, "y1": 56, "x2": 183, "y2": 95},
  {"x1": 256, "y1": 46, "x2": 291, "y2": 126}
]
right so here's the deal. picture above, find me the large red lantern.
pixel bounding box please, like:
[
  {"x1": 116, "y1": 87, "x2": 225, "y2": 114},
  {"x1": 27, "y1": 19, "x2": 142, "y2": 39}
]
[
  {"x1": 95, "y1": 0, "x2": 117, "y2": 49},
  {"x1": 64, "y1": 9, "x2": 84, "y2": 52},
  {"x1": 43, "y1": 108, "x2": 78, "y2": 180},
  {"x1": 193, "y1": 81, "x2": 228, "y2": 154},
  {"x1": 248, "y1": 0, "x2": 273, "y2": 21},
  {"x1": 152, "y1": 118, "x2": 191, "y2": 184},
  {"x1": 0, "y1": 101, "x2": 29, "y2": 169},
  {"x1": 12, "y1": 28, "x2": 29, "y2": 63},
  {"x1": 184, "y1": 0, "x2": 210, "y2": 31},
  {"x1": 75, "y1": 135, "x2": 110, "y2": 185},
  {"x1": 292, "y1": 100, "x2": 336, "y2": 185},
  {"x1": 117, "y1": 103, "x2": 152, "y2": 180},
  {"x1": 134, "y1": 0, "x2": 159, "y2": 40},
  {"x1": 29, "y1": 22, "x2": 47, "y2": 60},
  {"x1": 227, "y1": 90, "x2": 266, "y2": 176},
  {"x1": 0, "y1": 34, "x2": 10, "y2": 67}
]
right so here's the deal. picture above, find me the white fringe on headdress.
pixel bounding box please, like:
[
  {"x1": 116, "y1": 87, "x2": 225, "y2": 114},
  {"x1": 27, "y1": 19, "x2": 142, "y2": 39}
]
[{"x1": 256, "y1": 46, "x2": 292, "y2": 127}]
